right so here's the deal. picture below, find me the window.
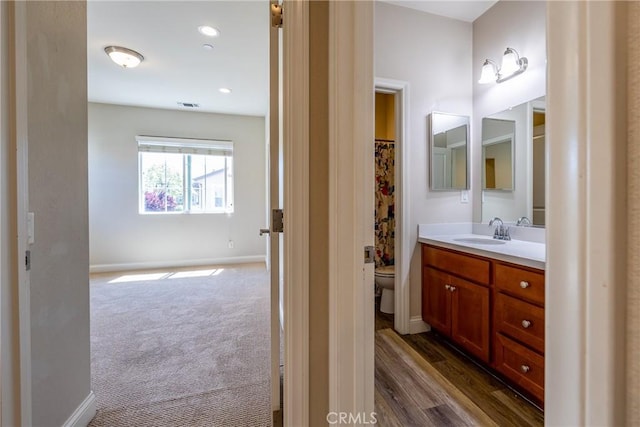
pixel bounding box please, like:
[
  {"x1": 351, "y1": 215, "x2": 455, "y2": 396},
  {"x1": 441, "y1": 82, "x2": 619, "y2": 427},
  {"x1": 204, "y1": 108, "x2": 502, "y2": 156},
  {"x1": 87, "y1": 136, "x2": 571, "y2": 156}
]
[{"x1": 137, "y1": 136, "x2": 234, "y2": 214}]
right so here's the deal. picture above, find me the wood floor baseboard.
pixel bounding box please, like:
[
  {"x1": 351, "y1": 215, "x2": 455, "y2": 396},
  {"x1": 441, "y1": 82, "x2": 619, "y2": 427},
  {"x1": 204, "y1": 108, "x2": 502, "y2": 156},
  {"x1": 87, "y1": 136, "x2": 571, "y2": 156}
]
[{"x1": 409, "y1": 315, "x2": 430, "y2": 334}]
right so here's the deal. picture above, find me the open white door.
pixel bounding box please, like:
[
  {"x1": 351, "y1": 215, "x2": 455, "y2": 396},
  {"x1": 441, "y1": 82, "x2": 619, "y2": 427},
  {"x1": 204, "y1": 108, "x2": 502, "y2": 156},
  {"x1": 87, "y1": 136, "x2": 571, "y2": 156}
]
[{"x1": 264, "y1": 0, "x2": 283, "y2": 419}]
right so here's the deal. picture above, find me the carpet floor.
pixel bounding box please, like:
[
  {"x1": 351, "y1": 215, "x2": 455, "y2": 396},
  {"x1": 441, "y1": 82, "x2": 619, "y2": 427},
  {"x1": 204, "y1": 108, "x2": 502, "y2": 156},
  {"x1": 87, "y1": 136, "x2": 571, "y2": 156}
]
[{"x1": 89, "y1": 263, "x2": 271, "y2": 427}]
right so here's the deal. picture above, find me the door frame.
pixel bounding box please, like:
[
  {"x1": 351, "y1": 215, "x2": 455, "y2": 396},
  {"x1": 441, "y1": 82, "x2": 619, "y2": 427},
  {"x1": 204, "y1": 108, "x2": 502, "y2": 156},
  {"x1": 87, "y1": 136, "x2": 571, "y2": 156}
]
[
  {"x1": 545, "y1": 1, "x2": 627, "y2": 424},
  {"x1": 282, "y1": 0, "x2": 310, "y2": 424},
  {"x1": 327, "y1": 1, "x2": 374, "y2": 416},
  {"x1": 374, "y1": 78, "x2": 417, "y2": 335},
  {"x1": 3, "y1": 1, "x2": 34, "y2": 424}
]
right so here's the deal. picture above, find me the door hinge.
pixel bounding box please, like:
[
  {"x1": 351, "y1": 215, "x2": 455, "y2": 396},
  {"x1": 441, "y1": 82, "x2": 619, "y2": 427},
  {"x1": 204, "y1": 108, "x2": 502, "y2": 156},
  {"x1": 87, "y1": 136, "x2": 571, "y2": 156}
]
[
  {"x1": 25, "y1": 250, "x2": 31, "y2": 271},
  {"x1": 364, "y1": 246, "x2": 375, "y2": 264},
  {"x1": 272, "y1": 209, "x2": 284, "y2": 233},
  {"x1": 271, "y1": 3, "x2": 283, "y2": 28}
]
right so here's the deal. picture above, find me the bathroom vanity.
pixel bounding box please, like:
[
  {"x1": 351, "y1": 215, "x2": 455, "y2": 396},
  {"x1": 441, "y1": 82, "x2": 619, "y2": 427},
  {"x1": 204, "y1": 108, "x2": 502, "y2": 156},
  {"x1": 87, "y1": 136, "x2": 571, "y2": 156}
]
[{"x1": 419, "y1": 230, "x2": 545, "y2": 406}]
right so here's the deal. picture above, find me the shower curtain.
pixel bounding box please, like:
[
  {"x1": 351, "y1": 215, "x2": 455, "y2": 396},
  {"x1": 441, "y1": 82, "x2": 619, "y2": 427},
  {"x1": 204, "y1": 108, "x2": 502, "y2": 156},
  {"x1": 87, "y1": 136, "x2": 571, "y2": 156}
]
[{"x1": 375, "y1": 140, "x2": 395, "y2": 267}]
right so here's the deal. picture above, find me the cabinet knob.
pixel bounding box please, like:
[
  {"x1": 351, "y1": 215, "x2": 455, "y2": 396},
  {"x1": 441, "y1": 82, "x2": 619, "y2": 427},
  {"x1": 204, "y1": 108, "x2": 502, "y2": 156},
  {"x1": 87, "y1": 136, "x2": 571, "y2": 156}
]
[
  {"x1": 449, "y1": 286, "x2": 456, "y2": 292},
  {"x1": 445, "y1": 284, "x2": 451, "y2": 290},
  {"x1": 520, "y1": 281, "x2": 530, "y2": 289},
  {"x1": 521, "y1": 320, "x2": 531, "y2": 328},
  {"x1": 520, "y1": 364, "x2": 530, "y2": 374}
]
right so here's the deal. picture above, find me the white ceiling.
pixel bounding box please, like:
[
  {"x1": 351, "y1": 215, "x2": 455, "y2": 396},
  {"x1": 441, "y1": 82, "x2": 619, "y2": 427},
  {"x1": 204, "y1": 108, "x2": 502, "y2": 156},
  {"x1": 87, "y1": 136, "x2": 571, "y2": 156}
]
[
  {"x1": 88, "y1": 1, "x2": 496, "y2": 117},
  {"x1": 383, "y1": 1, "x2": 498, "y2": 22},
  {"x1": 87, "y1": 1, "x2": 269, "y2": 116}
]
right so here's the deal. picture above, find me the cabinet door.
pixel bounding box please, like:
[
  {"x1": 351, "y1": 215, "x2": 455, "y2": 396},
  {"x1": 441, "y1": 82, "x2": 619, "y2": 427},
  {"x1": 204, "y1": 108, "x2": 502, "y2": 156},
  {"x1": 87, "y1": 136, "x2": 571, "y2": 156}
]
[
  {"x1": 450, "y1": 276, "x2": 490, "y2": 362},
  {"x1": 422, "y1": 267, "x2": 451, "y2": 335}
]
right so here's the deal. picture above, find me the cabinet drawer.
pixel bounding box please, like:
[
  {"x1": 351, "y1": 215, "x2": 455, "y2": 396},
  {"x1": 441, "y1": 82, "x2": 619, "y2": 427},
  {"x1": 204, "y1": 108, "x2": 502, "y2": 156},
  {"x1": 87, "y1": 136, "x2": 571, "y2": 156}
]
[
  {"x1": 495, "y1": 263, "x2": 544, "y2": 305},
  {"x1": 423, "y1": 245, "x2": 490, "y2": 285},
  {"x1": 495, "y1": 293, "x2": 545, "y2": 353},
  {"x1": 495, "y1": 333, "x2": 544, "y2": 403}
]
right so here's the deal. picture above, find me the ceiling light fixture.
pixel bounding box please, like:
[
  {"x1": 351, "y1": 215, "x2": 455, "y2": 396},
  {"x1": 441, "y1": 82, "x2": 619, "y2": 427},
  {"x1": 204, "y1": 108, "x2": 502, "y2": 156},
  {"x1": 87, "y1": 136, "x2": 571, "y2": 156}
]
[
  {"x1": 478, "y1": 47, "x2": 528, "y2": 84},
  {"x1": 219, "y1": 87, "x2": 232, "y2": 94},
  {"x1": 104, "y1": 46, "x2": 144, "y2": 68},
  {"x1": 198, "y1": 25, "x2": 220, "y2": 37},
  {"x1": 202, "y1": 44, "x2": 214, "y2": 51}
]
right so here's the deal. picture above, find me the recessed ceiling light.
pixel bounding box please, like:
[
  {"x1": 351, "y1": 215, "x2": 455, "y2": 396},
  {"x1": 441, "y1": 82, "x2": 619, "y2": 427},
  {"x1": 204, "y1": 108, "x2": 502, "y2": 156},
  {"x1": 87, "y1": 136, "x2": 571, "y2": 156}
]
[
  {"x1": 219, "y1": 87, "x2": 232, "y2": 94},
  {"x1": 104, "y1": 46, "x2": 144, "y2": 68},
  {"x1": 202, "y1": 44, "x2": 214, "y2": 51},
  {"x1": 198, "y1": 26, "x2": 220, "y2": 37}
]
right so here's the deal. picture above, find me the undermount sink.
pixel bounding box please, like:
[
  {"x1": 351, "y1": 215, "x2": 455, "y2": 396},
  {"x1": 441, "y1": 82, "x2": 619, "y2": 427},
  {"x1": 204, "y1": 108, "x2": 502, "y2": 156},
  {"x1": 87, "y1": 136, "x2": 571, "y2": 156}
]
[{"x1": 454, "y1": 237, "x2": 507, "y2": 245}]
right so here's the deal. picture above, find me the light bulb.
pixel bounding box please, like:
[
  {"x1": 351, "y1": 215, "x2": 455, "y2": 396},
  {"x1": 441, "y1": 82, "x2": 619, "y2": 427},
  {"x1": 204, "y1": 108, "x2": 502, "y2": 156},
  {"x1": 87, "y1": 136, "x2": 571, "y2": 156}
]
[
  {"x1": 478, "y1": 60, "x2": 497, "y2": 84},
  {"x1": 500, "y1": 48, "x2": 520, "y2": 77}
]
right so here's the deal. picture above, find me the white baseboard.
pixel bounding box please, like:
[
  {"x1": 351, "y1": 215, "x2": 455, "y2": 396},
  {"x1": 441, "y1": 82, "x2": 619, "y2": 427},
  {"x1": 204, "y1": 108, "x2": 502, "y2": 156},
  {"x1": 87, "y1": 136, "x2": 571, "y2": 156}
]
[
  {"x1": 90, "y1": 255, "x2": 267, "y2": 273},
  {"x1": 62, "y1": 391, "x2": 96, "y2": 427},
  {"x1": 408, "y1": 315, "x2": 431, "y2": 334}
]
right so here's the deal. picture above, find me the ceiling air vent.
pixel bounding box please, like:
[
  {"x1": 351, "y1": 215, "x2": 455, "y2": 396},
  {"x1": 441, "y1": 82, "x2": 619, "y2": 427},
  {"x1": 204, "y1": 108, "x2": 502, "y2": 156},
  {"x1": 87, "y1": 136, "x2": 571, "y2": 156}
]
[{"x1": 177, "y1": 102, "x2": 200, "y2": 108}]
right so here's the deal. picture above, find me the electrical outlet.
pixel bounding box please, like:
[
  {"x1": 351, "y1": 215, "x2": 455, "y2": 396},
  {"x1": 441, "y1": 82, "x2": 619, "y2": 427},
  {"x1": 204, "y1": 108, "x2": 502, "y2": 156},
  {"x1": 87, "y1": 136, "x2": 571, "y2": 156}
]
[
  {"x1": 460, "y1": 191, "x2": 469, "y2": 204},
  {"x1": 228, "y1": 240, "x2": 234, "y2": 249}
]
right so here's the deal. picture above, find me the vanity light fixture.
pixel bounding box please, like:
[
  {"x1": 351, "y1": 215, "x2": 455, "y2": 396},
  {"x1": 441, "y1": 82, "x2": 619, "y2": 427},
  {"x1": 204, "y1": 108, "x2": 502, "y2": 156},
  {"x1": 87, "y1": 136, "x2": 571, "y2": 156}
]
[
  {"x1": 104, "y1": 46, "x2": 144, "y2": 68},
  {"x1": 478, "y1": 47, "x2": 528, "y2": 84}
]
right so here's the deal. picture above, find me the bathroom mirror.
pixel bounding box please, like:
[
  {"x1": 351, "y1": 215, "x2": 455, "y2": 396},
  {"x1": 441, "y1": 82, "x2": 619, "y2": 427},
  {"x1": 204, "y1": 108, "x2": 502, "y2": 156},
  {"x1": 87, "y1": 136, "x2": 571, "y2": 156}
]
[
  {"x1": 482, "y1": 118, "x2": 515, "y2": 191},
  {"x1": 429, "y1": 112, "x2": 470, "y2": 191},
  {"x1": 480, "y1": 96, "x2": 546, "y2": 226}
]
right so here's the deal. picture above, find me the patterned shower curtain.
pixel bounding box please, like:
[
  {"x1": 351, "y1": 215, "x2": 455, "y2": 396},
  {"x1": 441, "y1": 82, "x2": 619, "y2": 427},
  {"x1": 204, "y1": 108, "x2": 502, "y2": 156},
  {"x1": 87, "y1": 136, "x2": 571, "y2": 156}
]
[{"x1": 375, "y1": 140, "x2": 395, "y2": 267}]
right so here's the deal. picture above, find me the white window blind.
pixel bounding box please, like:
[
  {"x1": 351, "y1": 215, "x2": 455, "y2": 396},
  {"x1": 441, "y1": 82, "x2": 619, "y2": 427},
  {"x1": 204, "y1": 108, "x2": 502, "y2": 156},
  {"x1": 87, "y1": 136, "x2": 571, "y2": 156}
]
[{"x1": 136, "y1": 135, "x2": 233, "y2": 156}]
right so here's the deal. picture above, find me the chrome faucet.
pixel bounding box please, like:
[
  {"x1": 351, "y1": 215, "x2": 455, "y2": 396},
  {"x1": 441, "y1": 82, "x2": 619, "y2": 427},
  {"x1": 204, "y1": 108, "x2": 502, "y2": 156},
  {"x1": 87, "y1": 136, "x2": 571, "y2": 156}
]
[
  {"x1": 489, "y1": 217, "x2": 510, "y2": 240},
  {"x1": 489, "y1": 217, "x2": 503, "y2": 227},
  {"x1": 516, "y1": 216, "x2": 532, "y2": 227}
]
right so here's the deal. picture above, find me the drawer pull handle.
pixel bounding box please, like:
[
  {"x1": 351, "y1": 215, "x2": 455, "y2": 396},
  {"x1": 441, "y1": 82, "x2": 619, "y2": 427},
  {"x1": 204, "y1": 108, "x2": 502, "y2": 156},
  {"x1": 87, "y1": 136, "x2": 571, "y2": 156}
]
[
  {"x1": 520, "y1": 281, "x2": 530, "y2": 289},
  {"x1": 445, "y1": 284, "x2": 451, "y2": 290},
  {"x1": 520, "y1": 365, "x2": 530, "y2": 374},
  {"x1": 521, "y1": 320, "x2": 532, "y2": 328},
  {"x1": 449, "y1": 286, "x2": 456, "y2": 292}
]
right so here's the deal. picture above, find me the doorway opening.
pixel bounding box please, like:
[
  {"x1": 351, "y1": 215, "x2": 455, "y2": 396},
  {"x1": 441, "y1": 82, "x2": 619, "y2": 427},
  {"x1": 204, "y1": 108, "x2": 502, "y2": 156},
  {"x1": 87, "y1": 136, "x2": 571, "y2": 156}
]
[
  {"x1": 86, "y1": 1, "x2": 276, "y2": 425},
  {"x1": 374, "y1": 79, "x2": 414, "y2": 334}
]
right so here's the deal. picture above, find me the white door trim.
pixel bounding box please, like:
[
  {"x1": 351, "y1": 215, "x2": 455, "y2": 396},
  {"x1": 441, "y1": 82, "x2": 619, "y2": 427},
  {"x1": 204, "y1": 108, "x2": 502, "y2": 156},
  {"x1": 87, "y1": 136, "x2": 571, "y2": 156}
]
[
  {"x1": 282, "y1": 0, "x2": 309, "y2": 425},
  {"x1": 268, "y1": 0, "x2": 281, "y2": 412},
  {"x1": 328, "y1": 0, "x2": 374, "y2": 416},
  {"x1": 546, "y1": 1, "x2": 627, "y2": 424},
  {"x1": 12, "y1": 1, "x2": 32, "y2": 424},
  {"x1": 374, "y1": 78, "x2": 418, "y2": 335}
]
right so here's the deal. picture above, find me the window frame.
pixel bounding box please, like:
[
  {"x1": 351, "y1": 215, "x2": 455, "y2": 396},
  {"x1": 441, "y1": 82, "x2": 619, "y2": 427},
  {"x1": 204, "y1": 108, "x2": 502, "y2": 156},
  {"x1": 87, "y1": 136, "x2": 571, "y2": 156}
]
[{"x1": 136, "y1": 135, "x2": 234, "y2": 215}]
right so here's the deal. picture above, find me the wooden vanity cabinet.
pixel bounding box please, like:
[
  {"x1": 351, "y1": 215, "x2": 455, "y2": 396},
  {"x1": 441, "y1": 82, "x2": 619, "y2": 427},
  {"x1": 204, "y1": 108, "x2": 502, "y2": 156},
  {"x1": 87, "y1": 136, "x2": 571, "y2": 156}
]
[
  {"x1": 421, "y1": 246, "x2": 491, "y2": 363},
  {"x1": 494, "y1": 262, "x2": 545, "y2": 404},
  {"x1": 421, "y1": 243, "x2": 545, "y2": 405}
]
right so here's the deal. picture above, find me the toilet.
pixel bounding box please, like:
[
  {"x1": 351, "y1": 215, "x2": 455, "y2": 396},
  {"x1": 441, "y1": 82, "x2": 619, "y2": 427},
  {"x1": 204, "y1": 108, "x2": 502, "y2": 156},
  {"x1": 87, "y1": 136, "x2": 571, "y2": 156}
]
[{"x1": 375, "y1": 265, "x2": 395, "y2": 314}]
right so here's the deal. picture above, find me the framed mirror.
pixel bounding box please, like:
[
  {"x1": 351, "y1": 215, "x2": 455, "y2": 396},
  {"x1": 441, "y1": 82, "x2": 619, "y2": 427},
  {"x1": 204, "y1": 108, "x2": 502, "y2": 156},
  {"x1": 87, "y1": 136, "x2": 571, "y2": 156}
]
[
  {"x1": 428, "y1": 112, "x2": 470, "y2": 191},
  {"x1": 481, "y1": 118, "x2": 515, "y2": 191},
  {"x1": 480, "y1": 96, "x2": 546, "y2": 226}
]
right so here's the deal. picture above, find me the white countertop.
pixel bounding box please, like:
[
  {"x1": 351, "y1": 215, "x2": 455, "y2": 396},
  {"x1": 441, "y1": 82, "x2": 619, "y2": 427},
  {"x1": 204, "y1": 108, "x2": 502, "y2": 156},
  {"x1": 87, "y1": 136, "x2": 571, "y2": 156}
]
[{"x1": 418, "y1": 232, "x2": 546, "y2": 270}]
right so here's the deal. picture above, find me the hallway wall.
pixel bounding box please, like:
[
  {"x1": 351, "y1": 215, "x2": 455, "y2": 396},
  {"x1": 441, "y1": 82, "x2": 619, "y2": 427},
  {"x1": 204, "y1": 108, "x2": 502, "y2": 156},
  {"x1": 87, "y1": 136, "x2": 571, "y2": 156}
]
[{"x1": 24, "y1": 2, "x2": 92, "y2": 425}]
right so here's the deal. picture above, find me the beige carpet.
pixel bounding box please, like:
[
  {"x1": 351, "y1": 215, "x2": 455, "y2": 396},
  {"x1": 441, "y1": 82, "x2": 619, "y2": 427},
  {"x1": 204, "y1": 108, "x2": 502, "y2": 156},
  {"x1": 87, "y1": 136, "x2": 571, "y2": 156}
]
[{"x1": 89, "y1": 263, "x2": 271, "y2": 426}]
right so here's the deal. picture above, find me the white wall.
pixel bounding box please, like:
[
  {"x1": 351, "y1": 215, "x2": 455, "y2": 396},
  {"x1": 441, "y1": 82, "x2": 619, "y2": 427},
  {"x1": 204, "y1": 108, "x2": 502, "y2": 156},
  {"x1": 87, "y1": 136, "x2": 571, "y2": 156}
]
[
  {"x1": 472, "y1": 0, "x2": 546, "y2": 222},
  {"x1": 88, "y1": 103, "x2": 266, "y2": 271},
  {"x1": 24, "y1": 2, "x2": 92, "y2": 425},
  {"x1": 375, "y1": 2, "x2": 473, "y2": 317}
]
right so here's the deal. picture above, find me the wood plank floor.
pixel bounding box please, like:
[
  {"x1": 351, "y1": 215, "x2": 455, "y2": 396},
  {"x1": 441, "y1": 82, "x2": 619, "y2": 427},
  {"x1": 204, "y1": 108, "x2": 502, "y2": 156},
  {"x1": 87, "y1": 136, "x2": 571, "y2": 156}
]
[{"x1": 375, "y1": 308, "x2": 544, "y2": 426}]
